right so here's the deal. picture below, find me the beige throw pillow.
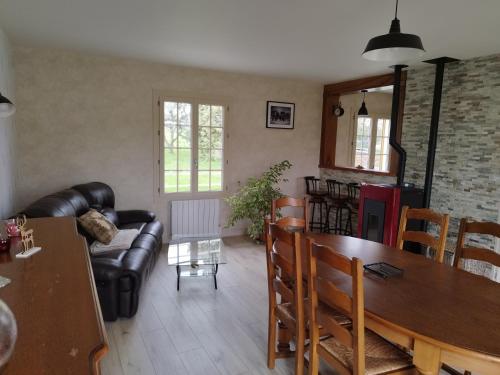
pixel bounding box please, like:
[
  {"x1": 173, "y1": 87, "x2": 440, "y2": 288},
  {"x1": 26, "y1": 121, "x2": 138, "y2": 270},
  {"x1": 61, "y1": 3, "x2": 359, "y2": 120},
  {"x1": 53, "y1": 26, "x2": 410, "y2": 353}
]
[{"x1": 78, "y1": 209, "x2": 118, "y2": 245}]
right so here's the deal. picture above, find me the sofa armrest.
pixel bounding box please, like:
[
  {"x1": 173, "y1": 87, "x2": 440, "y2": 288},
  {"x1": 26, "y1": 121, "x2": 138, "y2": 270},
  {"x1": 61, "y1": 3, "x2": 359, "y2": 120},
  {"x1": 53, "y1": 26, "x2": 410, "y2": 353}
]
[
  {"x1": 116, "y1": 210, "x2": 156, "y2": 225},
  {"x1": 91, "y1": 258, "x2": 124, "y2": 281}
]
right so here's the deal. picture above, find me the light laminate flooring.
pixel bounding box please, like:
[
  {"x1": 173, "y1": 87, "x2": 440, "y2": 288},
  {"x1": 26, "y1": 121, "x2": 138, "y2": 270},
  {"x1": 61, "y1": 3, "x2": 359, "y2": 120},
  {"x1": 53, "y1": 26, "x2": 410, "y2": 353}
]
[{"x1": 101, "y1": 236, "x2": 307, "y2": 375}]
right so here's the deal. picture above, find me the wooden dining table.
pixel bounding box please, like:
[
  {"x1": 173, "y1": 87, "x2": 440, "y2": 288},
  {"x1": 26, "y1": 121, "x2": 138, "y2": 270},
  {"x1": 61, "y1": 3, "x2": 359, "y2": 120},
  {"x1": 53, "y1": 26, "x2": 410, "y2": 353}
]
[{"x1": 278, "y1": 232, "x2": 500, "y2": 375}]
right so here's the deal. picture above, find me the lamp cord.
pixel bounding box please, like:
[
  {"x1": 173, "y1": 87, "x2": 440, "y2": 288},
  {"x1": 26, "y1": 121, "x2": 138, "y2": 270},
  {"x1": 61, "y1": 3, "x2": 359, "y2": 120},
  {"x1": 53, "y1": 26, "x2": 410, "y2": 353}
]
[{"x1": 395, "y1": 0, "x2": 399, "y2": 19}]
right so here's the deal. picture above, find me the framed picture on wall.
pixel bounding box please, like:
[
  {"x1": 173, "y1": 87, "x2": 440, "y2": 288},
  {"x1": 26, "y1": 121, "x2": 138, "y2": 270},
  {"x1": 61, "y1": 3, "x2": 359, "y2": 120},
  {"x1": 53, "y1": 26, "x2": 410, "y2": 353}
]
[{"x1": 266, "y1": 101, "x2": 295, "y2": 129}]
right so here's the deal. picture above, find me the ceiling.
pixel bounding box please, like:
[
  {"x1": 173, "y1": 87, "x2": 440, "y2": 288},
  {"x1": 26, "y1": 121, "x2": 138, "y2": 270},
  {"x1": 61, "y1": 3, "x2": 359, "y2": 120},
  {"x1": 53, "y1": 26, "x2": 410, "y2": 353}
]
[{"x1": 1, "y1": 0, "x2": 499, "y2": 83}]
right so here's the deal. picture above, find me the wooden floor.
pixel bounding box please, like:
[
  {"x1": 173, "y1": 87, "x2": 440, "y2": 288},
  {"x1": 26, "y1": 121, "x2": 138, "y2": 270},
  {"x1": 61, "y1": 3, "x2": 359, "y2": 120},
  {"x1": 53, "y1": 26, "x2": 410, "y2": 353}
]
[
  {"x1": 101, "y1": 236, "x2": 306, "y2": 375},
  {"x1": 101, "y1": 235, "x2": 447, "y2": 375}
]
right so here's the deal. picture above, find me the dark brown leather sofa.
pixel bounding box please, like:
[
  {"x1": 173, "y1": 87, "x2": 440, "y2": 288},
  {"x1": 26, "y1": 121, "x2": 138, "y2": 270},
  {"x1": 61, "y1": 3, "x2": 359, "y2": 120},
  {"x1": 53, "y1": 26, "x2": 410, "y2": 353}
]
[{"x1": 19, "y1": 182, "x2": 163, "y2": 321}]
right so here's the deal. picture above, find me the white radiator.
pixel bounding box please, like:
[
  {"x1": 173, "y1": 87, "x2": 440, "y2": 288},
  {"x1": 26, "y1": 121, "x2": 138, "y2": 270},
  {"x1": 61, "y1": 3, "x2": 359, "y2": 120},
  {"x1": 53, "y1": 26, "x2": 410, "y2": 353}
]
[{"x1": 170, "y1": 199, "x2": 221, "y2": 240}]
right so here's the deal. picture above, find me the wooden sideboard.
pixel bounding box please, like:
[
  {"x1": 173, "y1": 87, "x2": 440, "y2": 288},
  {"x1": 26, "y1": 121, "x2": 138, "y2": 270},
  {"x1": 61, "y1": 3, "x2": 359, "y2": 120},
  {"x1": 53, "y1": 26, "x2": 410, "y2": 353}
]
[{"x1": 0, "y1": 217, "x2": 108, "y2": 374}]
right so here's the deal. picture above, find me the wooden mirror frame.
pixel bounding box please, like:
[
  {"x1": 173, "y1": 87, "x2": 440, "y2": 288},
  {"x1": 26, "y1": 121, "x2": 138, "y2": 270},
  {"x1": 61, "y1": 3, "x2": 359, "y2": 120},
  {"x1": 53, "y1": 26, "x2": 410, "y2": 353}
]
[{"x1": 319, "y1": 72, "x2": 407, "y2": 176}]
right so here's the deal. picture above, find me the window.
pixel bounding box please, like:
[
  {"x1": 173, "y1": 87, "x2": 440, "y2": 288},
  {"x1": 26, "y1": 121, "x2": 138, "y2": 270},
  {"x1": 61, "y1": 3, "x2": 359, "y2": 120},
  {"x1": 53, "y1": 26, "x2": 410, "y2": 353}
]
[
  {"x1": 161, "y1": 99, "x2": 226, "y2": 194},
  {"x1": 353, "y1": 116, "x2": 390, "y2": 172}
]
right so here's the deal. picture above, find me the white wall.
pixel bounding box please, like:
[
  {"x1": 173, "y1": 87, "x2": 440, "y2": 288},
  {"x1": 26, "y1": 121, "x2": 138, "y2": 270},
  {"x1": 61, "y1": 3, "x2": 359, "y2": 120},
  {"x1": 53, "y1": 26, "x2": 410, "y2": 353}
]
[
  {"x1": 0, "y1": 27, "x2": 16, "y2": 219},
  {"x1": 13, "y1": 45, "x2": 323, "y2": 237}
]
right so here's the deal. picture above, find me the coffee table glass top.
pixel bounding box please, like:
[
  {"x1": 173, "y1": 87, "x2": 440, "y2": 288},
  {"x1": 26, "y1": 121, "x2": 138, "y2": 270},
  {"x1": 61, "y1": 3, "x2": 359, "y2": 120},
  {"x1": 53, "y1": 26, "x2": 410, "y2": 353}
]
[{"x1": 167, "y1": 238, "x2": 226, "y2": 266}]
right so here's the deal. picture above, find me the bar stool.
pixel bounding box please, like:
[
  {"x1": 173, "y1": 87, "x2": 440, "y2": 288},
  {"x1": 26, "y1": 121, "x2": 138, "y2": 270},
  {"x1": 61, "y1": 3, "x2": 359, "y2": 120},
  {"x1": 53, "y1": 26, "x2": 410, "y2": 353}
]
[
  {"x1": 324, "y1": 179, "x2": 351, "y2": 235},
  {"x1": 304, "y1": 176, "x2": 327, "y2": 232},
  {"x1": 346, "y1": 182, "x2": 360, "y2": 235}
]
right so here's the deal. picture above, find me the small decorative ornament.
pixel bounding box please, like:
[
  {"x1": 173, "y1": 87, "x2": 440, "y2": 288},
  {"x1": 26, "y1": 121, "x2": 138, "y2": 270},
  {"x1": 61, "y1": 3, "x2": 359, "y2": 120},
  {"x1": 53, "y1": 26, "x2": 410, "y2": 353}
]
[
  {"x1": 15, "y1": 218, "x2": 42, "y2": 259},
  {"x1": 5, "y1": 220, "x2": 19, "y2": 238}
]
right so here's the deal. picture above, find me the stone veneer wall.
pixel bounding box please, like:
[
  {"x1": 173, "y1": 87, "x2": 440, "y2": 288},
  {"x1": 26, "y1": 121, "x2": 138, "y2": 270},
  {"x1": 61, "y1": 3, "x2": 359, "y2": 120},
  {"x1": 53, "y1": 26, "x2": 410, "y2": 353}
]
[{"x1": 321, "y1": 53, "x2": 500, "y2": 277}]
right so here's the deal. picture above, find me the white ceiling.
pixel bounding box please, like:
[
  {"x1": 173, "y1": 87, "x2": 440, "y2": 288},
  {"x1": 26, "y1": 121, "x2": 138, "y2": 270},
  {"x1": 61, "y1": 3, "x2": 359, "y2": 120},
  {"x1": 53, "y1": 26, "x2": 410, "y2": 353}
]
[{"x1": 1, "y1": 0, "x2": 499, "y2": 83}]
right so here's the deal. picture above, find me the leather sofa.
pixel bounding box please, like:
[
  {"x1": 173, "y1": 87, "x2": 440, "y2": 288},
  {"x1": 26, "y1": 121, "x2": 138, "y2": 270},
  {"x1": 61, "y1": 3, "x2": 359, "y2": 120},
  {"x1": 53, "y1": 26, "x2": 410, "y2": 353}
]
[{"x1": 20, "y1": 182, "x2": 163, "y2": 321}]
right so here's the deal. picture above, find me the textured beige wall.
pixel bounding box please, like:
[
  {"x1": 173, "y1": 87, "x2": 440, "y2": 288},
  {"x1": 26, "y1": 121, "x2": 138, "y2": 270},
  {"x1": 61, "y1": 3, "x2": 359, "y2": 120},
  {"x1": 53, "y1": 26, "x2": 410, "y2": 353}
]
[
  {"x1": 13, "y1": 45, "x2": 323, "y2": 237},
  {"x1": 0, "y1": 28, "x2": 16, "y2": 219}
]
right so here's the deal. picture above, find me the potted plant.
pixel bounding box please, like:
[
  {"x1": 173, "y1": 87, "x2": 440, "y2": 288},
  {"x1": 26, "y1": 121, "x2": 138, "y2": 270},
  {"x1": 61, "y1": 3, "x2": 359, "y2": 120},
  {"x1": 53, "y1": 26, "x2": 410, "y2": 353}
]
[{"x1": 225, "y1": 160, "x2": 292, "y2": 241}]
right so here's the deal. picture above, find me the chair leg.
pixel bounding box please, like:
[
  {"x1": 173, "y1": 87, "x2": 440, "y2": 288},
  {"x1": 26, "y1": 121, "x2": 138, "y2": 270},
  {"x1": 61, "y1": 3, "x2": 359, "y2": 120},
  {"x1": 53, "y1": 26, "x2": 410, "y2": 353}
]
[
  {"x1": 267, "y1": 312, "x2": 277, "y2": 368},
  {"x1": 323, "y1": 205, "x2": 330, "y2": 233},
  {"x1": 294, "y1": 328, "x2": 305, "y2": 375},
  {"x1": 310, "y1": 202, "x2": 316, "y2": 231},
  {"x1": 319, "y1": 202, "x2": 323, "y2": 233},
  {"x1": 308, "y1": 342, "x2": 319, "y2": 375}
]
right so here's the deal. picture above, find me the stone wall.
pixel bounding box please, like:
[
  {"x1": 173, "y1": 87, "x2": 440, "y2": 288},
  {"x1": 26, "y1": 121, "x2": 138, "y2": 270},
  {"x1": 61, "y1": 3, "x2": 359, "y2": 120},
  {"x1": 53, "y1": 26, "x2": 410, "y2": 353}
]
[{"x1": 321, "y1": 53, "x2": 500, "y2": 277}]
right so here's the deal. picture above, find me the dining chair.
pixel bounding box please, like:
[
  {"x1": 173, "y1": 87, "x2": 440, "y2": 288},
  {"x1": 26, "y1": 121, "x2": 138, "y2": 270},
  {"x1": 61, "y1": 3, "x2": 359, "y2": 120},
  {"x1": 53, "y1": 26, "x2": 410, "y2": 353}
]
[
  {"x1": 396, "y1": 206, "x2": 450, "y2": 263},
  {"x1": 453, "y1": 218, "x2": 500, "y2": 275},
  {"x1": 265, "y1": 220, "x2": 306, "y2": 374},
  {"x1": 306, "y1": 239, "x2": 414, "y2": 375},
  {"x1": 447, "y1": 219, "x2": 500, "y2": 375},
  {"x1": 271, "y1": 196, "x2": 309, "y2": 232}
]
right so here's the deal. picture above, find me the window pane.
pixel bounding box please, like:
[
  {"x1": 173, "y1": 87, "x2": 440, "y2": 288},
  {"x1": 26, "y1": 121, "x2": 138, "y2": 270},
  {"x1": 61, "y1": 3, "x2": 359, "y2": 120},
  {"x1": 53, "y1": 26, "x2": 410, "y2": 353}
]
[
  {"x1": 198, "y1": 171, "x2": 210, "y2": 192},
  {"x1": 211, "y1": 106, "x2": 223, "y2": 127},
  {"x1": 375, "y1": 137, "x2": 382, "y2": 153},
  {"x1": 198, "y1": 127, "x2": 210, "y2": 149},
  {"x1": 164, "y1": 126, "x2": 177, "y2": 148},
  {"x1": 178, "y1": 148, "x2": 191, "y2": 170},
  {"x1": 178, "y1": 103, "x2": 191, "y2": 126},
  {"x1": 199, "y1": 105, "x2": 210, "y2": 126},
  {"x1": 164, "y1": 148, "x2": 177, "y2": 170},
  {"x1": 198, "y1": 149, "x2": 210, "y2": 169},
  {"x1": 178, "y1": 126, "x2": 191, "y2": 148},
  {"x1": 211, "y1": 128, "x2": 223, "y2": 149},
  {"x1": 210, "y1": 171, "x2": 222, "y2": 190},
  {"x1": 211, "y1": 149, "x2": 222, "y2": 170},
  {"x1": 164, "y1": 171, "x2": 177, "y2": 193},
  {"x1": 178, "y1": 171, "x2": 191, "y2": 192},
  {"x1": 164, "y1": 102, "x2": 177, "y2": 125},
  {"x1": 382, "y1": 137, "x2": 390, "y2": 153}
]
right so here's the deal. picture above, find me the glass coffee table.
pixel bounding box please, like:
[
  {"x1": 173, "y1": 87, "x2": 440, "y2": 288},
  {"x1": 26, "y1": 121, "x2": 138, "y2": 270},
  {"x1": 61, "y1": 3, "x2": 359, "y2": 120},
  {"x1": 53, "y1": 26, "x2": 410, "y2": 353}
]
[{"x1": 167, "y1": 238, "x2": 226, "y2": 291}]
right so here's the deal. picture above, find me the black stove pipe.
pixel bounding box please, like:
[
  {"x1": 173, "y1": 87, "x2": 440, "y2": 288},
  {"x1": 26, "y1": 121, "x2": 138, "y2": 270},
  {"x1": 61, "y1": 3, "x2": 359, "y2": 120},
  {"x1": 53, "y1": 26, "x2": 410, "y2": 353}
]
[
  {"x1": 389, "y1": 65, "x2": 407, "y2": 186},
  {"x1": 422, "y1": 57, "x2": 459, "y2": 208}
]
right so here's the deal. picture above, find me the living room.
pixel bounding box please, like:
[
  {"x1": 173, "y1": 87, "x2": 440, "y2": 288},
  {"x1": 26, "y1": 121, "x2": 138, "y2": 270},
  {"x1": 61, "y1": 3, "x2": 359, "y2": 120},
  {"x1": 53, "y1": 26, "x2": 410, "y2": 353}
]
[{"x1": 0, "y1": 1, "x2": 499, "y2": 374}]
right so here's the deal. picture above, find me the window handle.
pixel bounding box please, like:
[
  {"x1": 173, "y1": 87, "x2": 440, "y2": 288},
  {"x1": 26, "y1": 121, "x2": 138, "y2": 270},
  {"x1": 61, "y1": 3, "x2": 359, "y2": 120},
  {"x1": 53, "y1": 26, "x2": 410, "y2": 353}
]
[{"x1": 194, "y1": 159, "x2": 198, "y2": 169}]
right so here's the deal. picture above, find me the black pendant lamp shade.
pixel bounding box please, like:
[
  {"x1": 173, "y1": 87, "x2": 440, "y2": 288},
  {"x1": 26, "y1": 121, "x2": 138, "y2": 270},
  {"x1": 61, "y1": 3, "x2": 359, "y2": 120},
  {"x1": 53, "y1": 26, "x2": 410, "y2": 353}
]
[
  {"x1": 358, "y1": 90, "x2": 368, "y2": 117},
  {"x1": 0, "y1": 92, "x2": 15, "y2": 118},
  {"x1": 362, "y1": 0, "x2": 425, "y2": 63}
]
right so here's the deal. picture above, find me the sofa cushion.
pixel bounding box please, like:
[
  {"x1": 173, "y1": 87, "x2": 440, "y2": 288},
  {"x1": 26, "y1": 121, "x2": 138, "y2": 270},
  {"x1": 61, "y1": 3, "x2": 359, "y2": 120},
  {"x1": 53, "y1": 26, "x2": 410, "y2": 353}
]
[
  {"x1": 72, "y1": 182, "x2": 115, "y2": 209},
  {"x1": 78, "y1": 209, "x2": 119, "y2": 244},
  {"x1": 90, "y1": 229, "x2": 140, "y2": 255},
  {"x1": 119, "y1": 222, "x2": 146, "y2": 232}
]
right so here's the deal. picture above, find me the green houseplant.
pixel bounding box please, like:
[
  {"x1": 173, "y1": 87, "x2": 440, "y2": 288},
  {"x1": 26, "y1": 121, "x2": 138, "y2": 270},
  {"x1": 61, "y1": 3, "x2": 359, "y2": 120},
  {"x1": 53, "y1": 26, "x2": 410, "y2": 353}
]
[{"x1": 225, "y1": 160, "x2": 292, "y2": 241}]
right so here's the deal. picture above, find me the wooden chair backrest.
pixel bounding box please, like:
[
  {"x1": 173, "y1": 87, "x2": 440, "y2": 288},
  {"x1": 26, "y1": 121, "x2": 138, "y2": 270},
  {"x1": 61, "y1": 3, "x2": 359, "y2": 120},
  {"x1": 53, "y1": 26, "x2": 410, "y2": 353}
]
[
  {"x1": 264, "y1": 221, "x2": 304, "y2": 323},
  {"x1": 271, "y1": 196, "x2": 309, "y2": 232},
  {"x1": 307, "y1": 239, "x2": 365, "y2": 375},
  {"x1": 453, "y1": 219, "x2": 500, "y2": 272},
  {"x1": 347, "y1": 183, "x2": 360, "y2": 202},
  {"x1": 396, "y1": 206, "x2": 450, "y2": 263}
]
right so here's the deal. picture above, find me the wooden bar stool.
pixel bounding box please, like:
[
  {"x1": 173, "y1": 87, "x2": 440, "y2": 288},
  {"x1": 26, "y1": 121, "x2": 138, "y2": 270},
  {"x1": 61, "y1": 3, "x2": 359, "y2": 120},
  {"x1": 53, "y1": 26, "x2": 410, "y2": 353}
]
[
  {"x1": 324, "y1": 179, "x2": 351, "y2": 235},
  {"x1": 346, "y1": 182, "x2": 360, "y2": 236},
  {"x1": 304, "y1": 176, "x2": 327, "y2": 232},
  {"x1": 396, "y1": 206, "x2": 449, "y2": 263},
  {"x1": 306, "y1": 238, "x2": 414, "y2": 375},
  {"x1": 271, "y1": 196, "x2": 309, "y2": 233}
]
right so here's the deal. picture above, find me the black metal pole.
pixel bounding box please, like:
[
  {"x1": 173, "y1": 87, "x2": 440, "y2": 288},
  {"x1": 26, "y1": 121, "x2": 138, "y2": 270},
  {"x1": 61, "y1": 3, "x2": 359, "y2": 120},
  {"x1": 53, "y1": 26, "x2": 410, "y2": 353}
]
[
  {"x1": 389, "y1": 64, "x2": 406, "y2": 186},
  {"x1": 422, "y1": 57, "x2": 459, "y2": 208}
]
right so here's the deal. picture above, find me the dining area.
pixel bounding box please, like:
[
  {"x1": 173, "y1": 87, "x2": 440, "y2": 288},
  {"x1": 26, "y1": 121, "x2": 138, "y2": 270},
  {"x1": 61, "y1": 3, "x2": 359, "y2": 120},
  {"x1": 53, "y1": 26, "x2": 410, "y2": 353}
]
[{"x1": 264, "y1": 195, "x2": 500, "y2": 375}]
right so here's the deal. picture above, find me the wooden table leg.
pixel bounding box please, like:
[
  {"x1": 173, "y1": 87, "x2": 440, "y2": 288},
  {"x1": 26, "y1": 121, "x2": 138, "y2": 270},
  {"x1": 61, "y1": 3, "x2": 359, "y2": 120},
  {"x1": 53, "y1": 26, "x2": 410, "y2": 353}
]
[{"x1": 413, "y1": 339, "x2": 441, "y2": 375}]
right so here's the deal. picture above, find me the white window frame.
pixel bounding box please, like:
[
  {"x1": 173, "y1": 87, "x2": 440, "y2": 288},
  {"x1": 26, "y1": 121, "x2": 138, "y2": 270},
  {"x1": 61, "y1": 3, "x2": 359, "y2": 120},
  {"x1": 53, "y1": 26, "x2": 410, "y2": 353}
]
[
  {"x1": 155, "y1": 93, "x2": 229, "y2": 198},
  {"x1": 352, "y1": 113, "x2": 391, "y2": 172}
]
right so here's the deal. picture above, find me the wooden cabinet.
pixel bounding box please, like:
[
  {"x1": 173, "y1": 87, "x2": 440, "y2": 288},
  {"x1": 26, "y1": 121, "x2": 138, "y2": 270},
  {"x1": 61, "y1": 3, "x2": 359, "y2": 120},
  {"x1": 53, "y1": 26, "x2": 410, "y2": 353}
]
[{"x1": 0, "y1": 217, "x2": 107, "y2": 374}]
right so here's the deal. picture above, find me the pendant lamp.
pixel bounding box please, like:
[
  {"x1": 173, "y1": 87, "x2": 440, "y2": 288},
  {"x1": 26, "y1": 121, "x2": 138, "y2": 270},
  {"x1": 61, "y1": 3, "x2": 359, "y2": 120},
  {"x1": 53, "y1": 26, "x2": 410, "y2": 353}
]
[
  {"x1": 0, "y1": 92, "x2": 15, "y2": 118},
  {"x1": 358, "y1": 90, "x2": 369, "y2": 117},
  {"x1": 362, "y1": 0, "x2": 425, "y2": 62}
]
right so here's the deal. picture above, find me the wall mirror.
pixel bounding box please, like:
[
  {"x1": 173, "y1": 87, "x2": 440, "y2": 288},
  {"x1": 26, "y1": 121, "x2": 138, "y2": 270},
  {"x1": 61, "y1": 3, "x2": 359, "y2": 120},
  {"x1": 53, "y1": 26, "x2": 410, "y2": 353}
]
[
  {"x1": 335, "y1": 86, "x2": 393, "y2": 172},
  {"x1": 319, "y1": 73, "x2": 406, "y2": 176}
]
